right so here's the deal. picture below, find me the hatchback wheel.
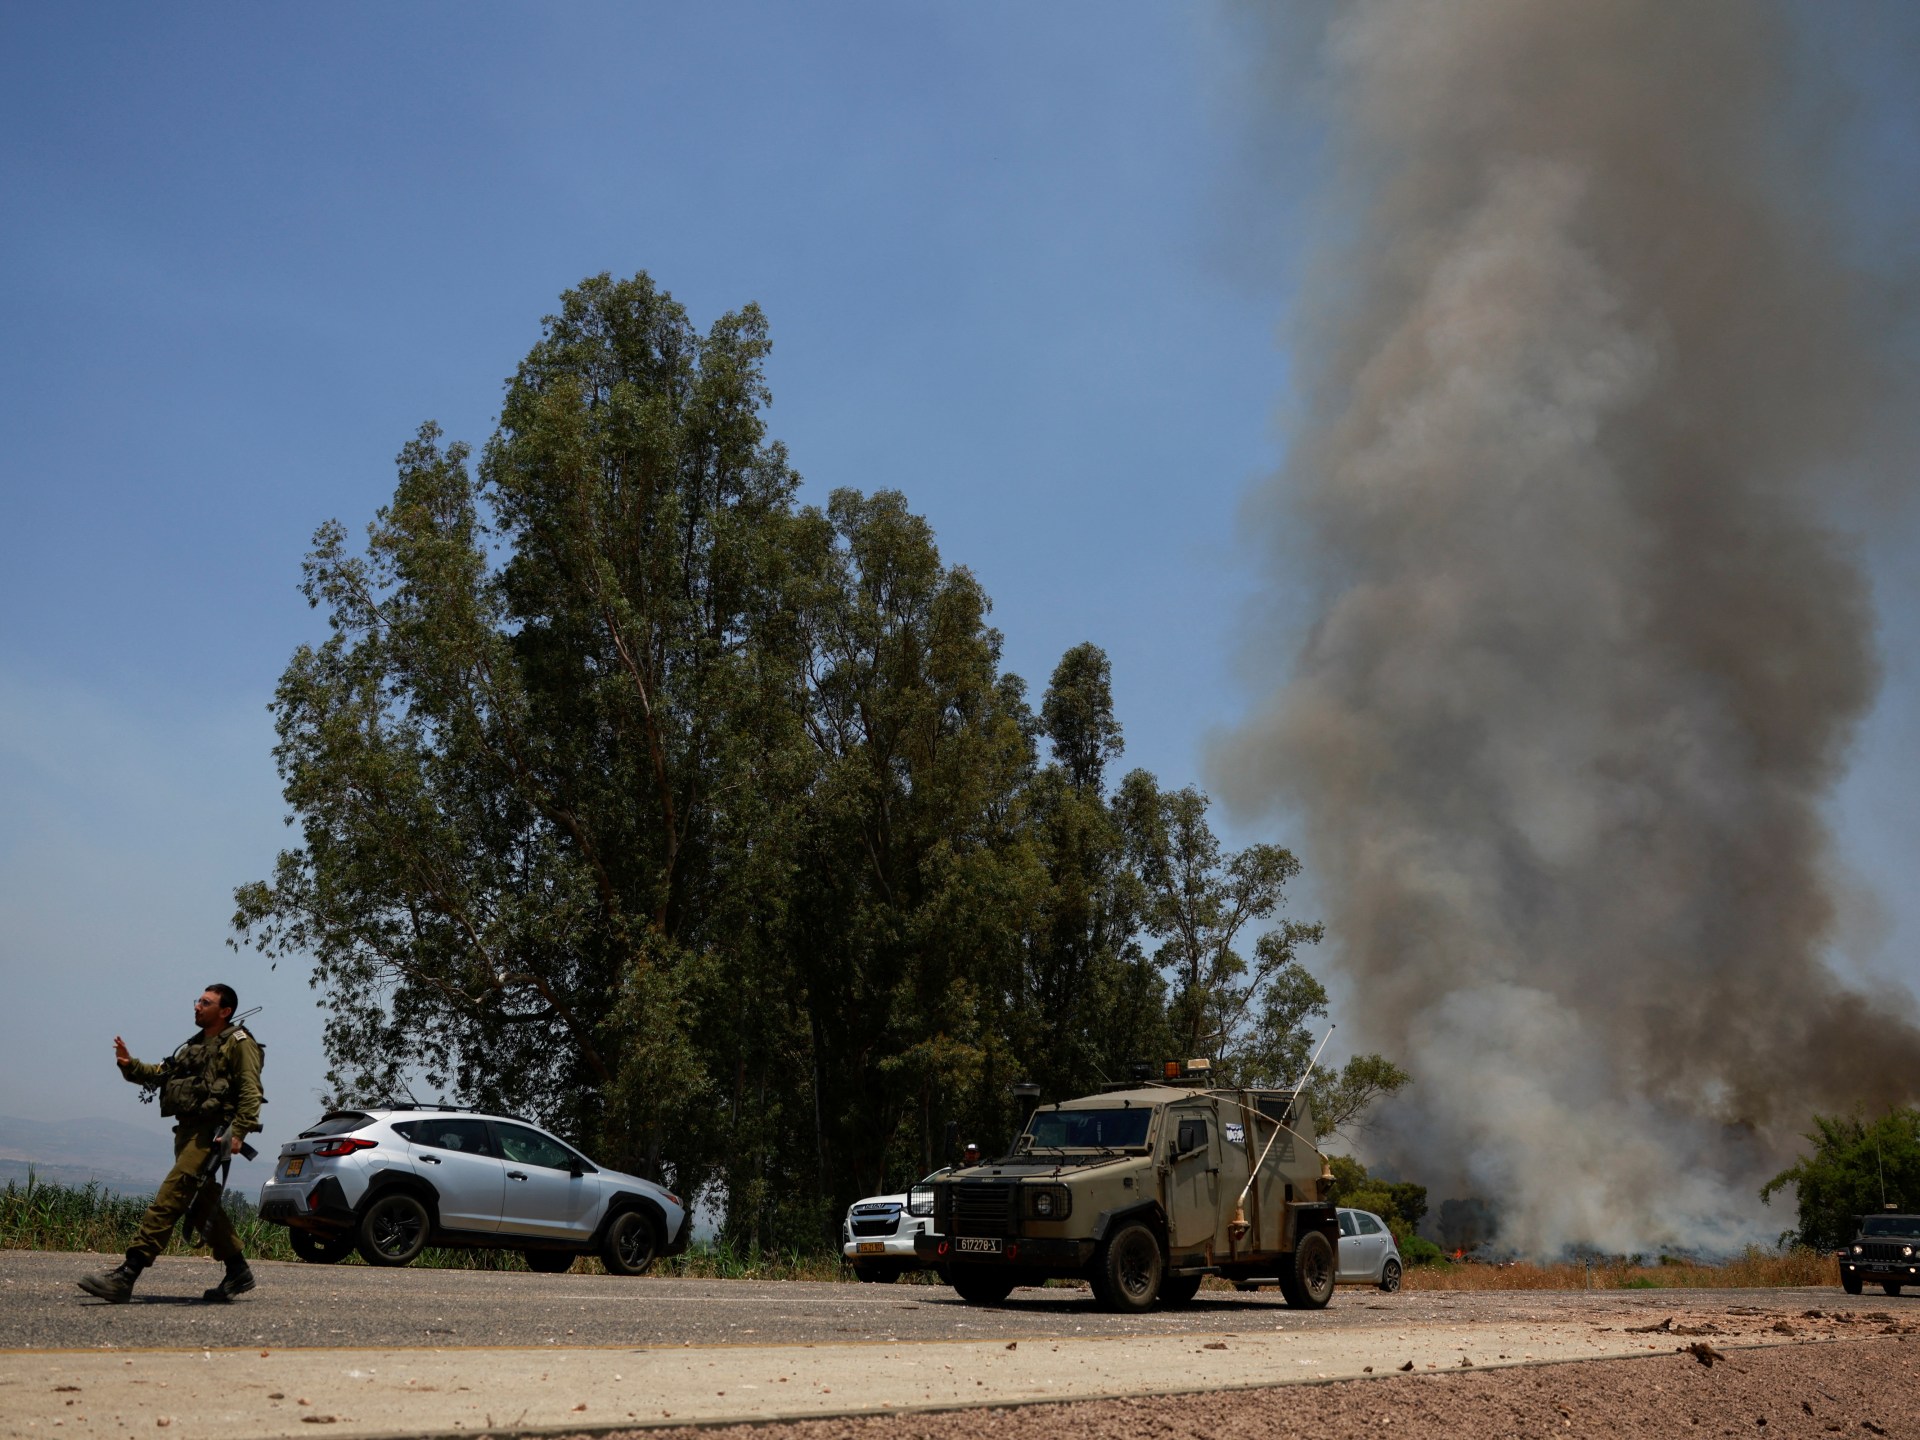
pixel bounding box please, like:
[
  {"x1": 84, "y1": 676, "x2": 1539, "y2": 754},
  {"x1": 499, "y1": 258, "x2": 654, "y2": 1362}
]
[
  {"x1": 601, "y1": 1210, "x2": 660, "y2": 1276},
  {"x1": 356, "y1": 1192, "x2": 430, "y2": 1267},
  {"x1": 1379, "y1": 1257, "x2": 1403, "y2": 1293}
]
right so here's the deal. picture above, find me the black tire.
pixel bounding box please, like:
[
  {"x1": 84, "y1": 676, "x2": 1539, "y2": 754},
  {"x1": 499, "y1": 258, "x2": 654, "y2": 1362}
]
[
  {"x1": 356, "y1": 1192, "x2": 430, "y2": 1267},
  {"x1": 525, "y1": 1250, "x2": 577, "y2": 1274},
  {"x1": 288, "y1": 1228, "x2": 356, "y2": 1264},
  {"x1": 853, "y1": 1264, "x2": 899, "y2": 1284},
  {"x1": 1159, "y1": 1273, "x2": 1203, "y2": 1307},
  {"x1": 949, "y1": 1265, "x2": 1017, "y2": 1304},
  {"x1": 1379, "y1": 1258, "x2": 1403, "y2": 1293},
  {"x1": 601, "y1": 1209, "x2": 660, "y2": 1276},
  {"x1": 1883, "y1": 1281, "x2": 1905, "y2": 1297},
  {"x1": 1093, "y1": 1222, "x2": 1164, "y2": 1313},
  {"x1": 1841, "y1": 1271, "x2": 1864, "y2": 1295},
  {"x1": 1278, "y1": 1230, "x2": 1336, "y2": 1309}
]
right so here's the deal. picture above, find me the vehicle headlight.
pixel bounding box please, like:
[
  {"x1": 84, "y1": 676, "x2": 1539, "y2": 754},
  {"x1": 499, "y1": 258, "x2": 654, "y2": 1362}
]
[
  {"x1": 1852, "y1": 1244, "x2": 1864, "y2": 1255},
  {"x1": 1023, "y1": 1184, "x2": 1071, "y2": 1221},
  {"x1": 1904, "y1": 1245, "x2": 1914, "y2": 1258},
  {"x1": 907, "y1": 1186, "x2": 935, "y2": 1218}
]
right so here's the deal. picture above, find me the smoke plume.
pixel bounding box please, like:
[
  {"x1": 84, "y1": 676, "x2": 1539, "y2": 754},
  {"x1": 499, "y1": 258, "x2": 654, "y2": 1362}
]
[{"x1": 1220, "y1": 0, "x2": 1920, "y2": 1254}]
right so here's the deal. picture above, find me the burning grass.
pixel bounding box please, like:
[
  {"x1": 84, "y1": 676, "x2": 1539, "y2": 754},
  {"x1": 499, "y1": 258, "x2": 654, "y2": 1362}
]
[{"x1": 1400, "y1": 1246, "x2": 1838, "y2": 1291}]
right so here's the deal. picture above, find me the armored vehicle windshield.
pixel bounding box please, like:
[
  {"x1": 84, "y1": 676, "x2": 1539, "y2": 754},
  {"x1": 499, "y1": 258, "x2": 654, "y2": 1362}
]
[{"x1": 1025, "y1": 1108, "x2": 1153, "y2": 1151}]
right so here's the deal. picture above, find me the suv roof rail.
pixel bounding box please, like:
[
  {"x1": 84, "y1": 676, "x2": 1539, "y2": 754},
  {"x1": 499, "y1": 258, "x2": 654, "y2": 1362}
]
[{"x1": 346, "y1": 1101, "x2": 539, "y2": 1125}]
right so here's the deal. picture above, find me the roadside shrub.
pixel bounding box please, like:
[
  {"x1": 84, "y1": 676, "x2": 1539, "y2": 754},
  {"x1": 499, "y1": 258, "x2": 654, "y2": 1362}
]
[{"x1": 1399, "y1": 1234, "x2": 1446, "y2": 1267}]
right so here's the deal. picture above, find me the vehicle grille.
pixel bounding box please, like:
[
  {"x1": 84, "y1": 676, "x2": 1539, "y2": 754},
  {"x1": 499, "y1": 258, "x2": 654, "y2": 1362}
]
[
  {"x1": 1859, "y1": 1242, "x2": 1912, "y2": 1263},
  {"x1": 951, "y1": 1183, "x2": 1013, "y2": 1237},
  {"x1": 851, "y1": 1214, "x2": 900, "y2": 1237}
]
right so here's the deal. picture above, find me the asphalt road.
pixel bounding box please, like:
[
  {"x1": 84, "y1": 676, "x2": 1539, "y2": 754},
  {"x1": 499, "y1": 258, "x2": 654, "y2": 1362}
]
[
  {"x1": 1, "y1": 1248, "x2": 1901, "y2": 1352},
  {"x1": 7, "y1": 1251, "x2": 1916, "y2": 1439}
]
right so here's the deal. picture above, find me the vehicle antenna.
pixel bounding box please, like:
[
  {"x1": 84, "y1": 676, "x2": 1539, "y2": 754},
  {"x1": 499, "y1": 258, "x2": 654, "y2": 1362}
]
[
  {"x1": 231, "y1": 1006, "x2": 263, "y2": 1026},
  {"x1": 1230, "y1": 1025, "x2": 1337, "y2": 1233}
]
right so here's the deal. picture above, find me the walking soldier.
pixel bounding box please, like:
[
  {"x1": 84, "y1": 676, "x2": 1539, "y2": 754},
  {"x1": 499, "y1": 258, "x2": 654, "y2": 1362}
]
[{"x1": 77, "y1": 984, "x2": 266, "y2": 1303}]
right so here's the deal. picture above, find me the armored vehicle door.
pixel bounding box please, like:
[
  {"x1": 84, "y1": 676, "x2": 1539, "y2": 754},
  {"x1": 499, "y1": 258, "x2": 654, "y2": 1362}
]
[{"x1": 1164, "y1": 1104, "x2": 1219, "y2": 1256}]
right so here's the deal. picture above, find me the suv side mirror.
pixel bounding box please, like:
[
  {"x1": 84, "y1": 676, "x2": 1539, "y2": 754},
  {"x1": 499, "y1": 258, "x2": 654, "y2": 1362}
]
[
  {"x1": 568, "y1": 1155, "x2": 585, "y2": 1178},
  {"x1": 1176, "y1": 1119, "x2": 1207, "y2": 1158}
]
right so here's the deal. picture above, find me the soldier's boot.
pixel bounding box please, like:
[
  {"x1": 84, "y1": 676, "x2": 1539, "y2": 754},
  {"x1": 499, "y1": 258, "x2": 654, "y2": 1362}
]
[
  {"x1": 77, "y1": 1250, "x2": 149, "y2": 1304},
  {"x1": 202, "y1": 1255, "x2": 255, "y2": 1303}
]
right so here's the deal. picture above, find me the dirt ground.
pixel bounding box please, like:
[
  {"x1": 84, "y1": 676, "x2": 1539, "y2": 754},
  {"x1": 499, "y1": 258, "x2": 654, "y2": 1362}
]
[{"x1": 570, "y1": 1335, "x2": 1917, "y2": 1440}]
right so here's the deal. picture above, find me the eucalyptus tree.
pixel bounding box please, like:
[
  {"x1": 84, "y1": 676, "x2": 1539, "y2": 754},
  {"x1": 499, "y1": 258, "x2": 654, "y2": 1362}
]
[{"x1": 234, "y1": 274, "x2": 810, "y2": 1191}]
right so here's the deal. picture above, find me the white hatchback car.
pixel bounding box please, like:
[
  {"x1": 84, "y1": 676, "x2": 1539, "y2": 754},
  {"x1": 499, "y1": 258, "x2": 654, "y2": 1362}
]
[
  {"x1": 1336, "y1": 1207, "x2": 1403, "y2": 1291},
  {"x1": 840, "y1": 1168, "x2": 950, "y2": 1282},
  {"x1": 256, "y1": 1107, "x2": 690, "y2": 1273}
]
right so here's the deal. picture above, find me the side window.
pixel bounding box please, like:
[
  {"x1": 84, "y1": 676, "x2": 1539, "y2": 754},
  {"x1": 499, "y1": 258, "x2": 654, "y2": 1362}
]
[
  {"x1": 495, "y1": 1121, "x2": 576, "y2": 1171},
  {"x1": 1339, "y1": 1211, "x2": 1358, "y2": 1238},
  {"x1": 395, "y1": 1118, "x2": 496, "y2": 1157},
  {"x1": 1358, "y1": 1213, "x2": 1384, "y2": 1236}
]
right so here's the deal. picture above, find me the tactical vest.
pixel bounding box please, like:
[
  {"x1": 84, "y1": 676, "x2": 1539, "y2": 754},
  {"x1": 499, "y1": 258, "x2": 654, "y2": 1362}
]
[{"x1": 157, "y1": 1026, "x2": 263, "y2": 1122}]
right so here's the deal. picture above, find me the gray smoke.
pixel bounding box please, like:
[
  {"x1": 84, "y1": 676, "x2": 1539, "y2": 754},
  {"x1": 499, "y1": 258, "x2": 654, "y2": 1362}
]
[{"x1": 1219, "y1": 0, "x2": 1920, "y2": 1254}]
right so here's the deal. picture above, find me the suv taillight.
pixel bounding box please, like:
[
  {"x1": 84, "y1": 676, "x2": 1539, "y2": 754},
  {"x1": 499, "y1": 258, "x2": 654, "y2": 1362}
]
[{"x1": 312, "y1": 1137, "x2": 377, "y2": 1157}]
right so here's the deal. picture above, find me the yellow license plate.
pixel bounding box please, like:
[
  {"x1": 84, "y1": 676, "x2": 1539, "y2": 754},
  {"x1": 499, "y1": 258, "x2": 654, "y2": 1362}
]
[
  {"x1": 285, "y1": 1157, "x2": 304, "y2": 1177},
  {"x1": 857, "y1": 1241, "x2": 885, "y2": 1255}
]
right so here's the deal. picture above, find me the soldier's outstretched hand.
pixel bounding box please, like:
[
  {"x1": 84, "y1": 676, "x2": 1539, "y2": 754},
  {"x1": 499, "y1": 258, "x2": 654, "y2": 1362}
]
[{"x1": 113, "y1": 1036, "x2": 131, "y2": 1069}]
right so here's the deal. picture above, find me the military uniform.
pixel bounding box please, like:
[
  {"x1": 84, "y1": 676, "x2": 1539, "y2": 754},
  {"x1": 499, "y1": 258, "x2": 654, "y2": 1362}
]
[
  {"x1": 78, "y1": 1024, "x2": 265, "y2": 1303},
  {"x1": 121, "y1": 1025, "x2": 265, "y2": 1263}
]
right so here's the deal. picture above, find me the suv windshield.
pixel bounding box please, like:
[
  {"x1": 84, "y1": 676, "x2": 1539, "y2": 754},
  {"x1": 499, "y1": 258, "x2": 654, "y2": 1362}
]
[
  {"x1": 1026, "y1": 1108, "x2": 1153, "y2": 1150},
  {"x1": 1862, "y1": 1216, "x2": 1920, "y2": 1238}
]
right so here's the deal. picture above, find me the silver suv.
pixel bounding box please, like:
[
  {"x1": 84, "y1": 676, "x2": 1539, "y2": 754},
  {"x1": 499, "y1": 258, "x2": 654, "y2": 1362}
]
[{"x1": 255, "y1": 1108, "x2": 690, "y2": 1273}]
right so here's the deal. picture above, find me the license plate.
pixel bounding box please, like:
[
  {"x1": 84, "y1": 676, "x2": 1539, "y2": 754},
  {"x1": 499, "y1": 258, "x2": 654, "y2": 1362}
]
[
  {"x1": 284, "y1": 1157, "x2": 304, "y2": 1177},
  {"x1": 955, "y1": 1237, "x2": 1002, "y2": 1254},
  {"x1": 857, "y1": 1241, "x2": 885, "y2": 1255}
]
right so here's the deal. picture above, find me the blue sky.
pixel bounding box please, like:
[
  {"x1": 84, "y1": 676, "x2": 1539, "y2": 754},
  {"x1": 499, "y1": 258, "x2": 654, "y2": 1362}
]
[{"x1": 2, "y1": 4, "x2": 1915, "y2": 1167}]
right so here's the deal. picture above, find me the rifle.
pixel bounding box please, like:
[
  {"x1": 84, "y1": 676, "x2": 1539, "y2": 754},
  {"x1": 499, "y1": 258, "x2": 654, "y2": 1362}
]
[{"x1": 186, "y1": 1123, "x2": 258, "y2": 1246}]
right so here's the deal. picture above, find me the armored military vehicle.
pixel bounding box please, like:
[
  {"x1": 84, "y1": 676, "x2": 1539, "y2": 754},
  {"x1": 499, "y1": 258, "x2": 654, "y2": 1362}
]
[{"x1": 913, "y1": 1062, "x2": 1339, "y2": 1312}]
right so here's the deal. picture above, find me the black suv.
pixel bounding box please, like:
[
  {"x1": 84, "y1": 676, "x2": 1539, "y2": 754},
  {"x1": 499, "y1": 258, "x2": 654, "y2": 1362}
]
[{"x1": 1840, "y1": 1212, "x2": 1920, "y2": 1296}]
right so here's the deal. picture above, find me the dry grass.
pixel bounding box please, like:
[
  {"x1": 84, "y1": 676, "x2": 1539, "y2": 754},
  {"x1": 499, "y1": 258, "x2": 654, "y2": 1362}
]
[{"x1": 1401, "y1": 1246, "x2": 1838, "y2": 1291}]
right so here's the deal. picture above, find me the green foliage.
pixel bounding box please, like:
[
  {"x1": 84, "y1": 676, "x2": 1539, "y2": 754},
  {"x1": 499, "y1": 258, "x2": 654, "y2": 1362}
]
[
  {"x1": 1761, "y1": 1106, "x2": 1920, "y2": 1250},
  {"x1": 234, "y1": 270, "x2": 1412, "y2": 1248},
  {"x1": 1326, "y1": 1154, "x2": 1428, "y2": 1246},
  {"x1": 1399, "y1": 1234, "x2": 1446, "y2": 1267}
]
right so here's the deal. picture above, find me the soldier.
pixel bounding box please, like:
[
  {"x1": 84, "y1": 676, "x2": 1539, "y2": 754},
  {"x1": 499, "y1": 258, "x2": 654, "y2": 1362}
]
[{"x1": 77, "y1": 984, "x2": 266, "y2": 1304}]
